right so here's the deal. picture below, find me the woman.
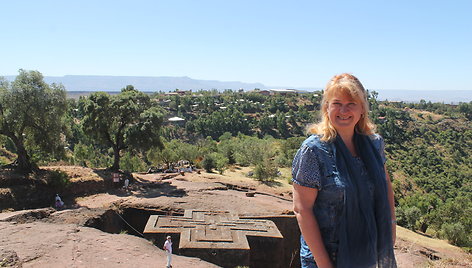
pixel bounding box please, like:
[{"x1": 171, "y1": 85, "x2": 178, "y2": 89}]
[{"x1": 292, "y1": 73, "x2": 396, "y2": 268}]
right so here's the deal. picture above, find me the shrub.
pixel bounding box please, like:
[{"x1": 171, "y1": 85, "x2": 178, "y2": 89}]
[
  {"x1": 254, "y1": 160, "x2": 278, "y2": 182},
  {"x1": 275, "y1": 154, "x2": 292, "y2": 168},
  {"x1": 441, "y1": 222, "x2": 469, "y2": 246},
  {"x1": 202, "y1": 154, "x2": 216, "y2": 172}
]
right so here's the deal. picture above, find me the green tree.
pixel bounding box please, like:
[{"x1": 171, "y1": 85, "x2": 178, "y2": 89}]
[
  {"x1": 218, "y1": 139, "x2": 236, "y2": 164},
  {"x1": 212, "y1": 152, "x2": 228, "y2": 174},
  {"x1": 147, "y1": 146, "x2": 178, "y2": 170},
  {"x1": 233, "y1": 135, "x2": 268, "y2": 166},
  {"x1": 0, "y1": 70, "x2": 67, "y2": 173},
  {"x1": 276, "y1": 111, "x2": 290, "y2": 138},
  {"x1": 458, "y1": 102, "x2": 472, "y2": 120},
  {"x1": 147, "y1": 139, "x2": 202, "y2": 169},
  {"x1": 81, "y1": 86, "x2": 163, "y2": 171},
  {"x1": 257, "y1": 114, "x2": 276, "y2": 137},
  {"x1": 403, "y1": 206, "x2": 421, "y2": 230},
  {"x1": 193, "y1": 108, "x2": 251, "y2": 139},
  {"x1": 167, "y1": 140, "x2": 201, "y2": 164},
  {"x1": 120, "y1": 151, "x2": 147, "y2": 172},
  {"x1": 72, "y1": 142, "x2": 112, "y2": 168}
]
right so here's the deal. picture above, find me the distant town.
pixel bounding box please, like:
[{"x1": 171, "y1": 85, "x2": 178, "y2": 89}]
[{"x1": 3, "y1": 74, "x2": 472, "y2": 103}]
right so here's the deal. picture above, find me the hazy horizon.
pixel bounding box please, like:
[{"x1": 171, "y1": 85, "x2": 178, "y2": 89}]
[{"x1": 5, "y1": 73, "x2": 472, "y2": 103}]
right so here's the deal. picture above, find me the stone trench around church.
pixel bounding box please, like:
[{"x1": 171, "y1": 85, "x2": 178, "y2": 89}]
[{"x1": 86, "y1": 205, "x2": 301, "y2": 268}]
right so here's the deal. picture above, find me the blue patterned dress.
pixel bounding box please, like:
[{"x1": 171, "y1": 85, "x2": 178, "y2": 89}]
[{"x1": 292, "y1": 134, "x2": 386, "y2": 267}]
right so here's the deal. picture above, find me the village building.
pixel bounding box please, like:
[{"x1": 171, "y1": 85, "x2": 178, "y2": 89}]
[
  {"x1": 251, "y1": 89, "x2": 299, "y2": 96},
  {"x1": 165, "y1": 90, "x2": 192, "y2": 96},
  {"x1": 167, "y1": 116, "x2": 186, "y2": 126}
]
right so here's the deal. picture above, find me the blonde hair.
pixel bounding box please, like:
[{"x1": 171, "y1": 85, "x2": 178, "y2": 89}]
[{"x1": 307, "y1": 73, "x2": 376, "y2": 142}]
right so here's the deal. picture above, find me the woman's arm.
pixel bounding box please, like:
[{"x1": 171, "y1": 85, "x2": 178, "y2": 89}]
[
  {"x1": 293, "y1": 183, "x2": 334, "y2": 268},
  {"x1": 384, "y1": 165, "x2": 396, "y2": 244}
]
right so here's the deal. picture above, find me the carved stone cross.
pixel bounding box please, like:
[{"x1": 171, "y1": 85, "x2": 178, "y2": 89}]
[{"x1": 143, "y1": 209, "x2": 283, "y2": 250}]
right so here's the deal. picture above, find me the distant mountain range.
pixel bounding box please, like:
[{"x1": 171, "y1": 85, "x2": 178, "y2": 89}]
[
  {"x1": 375, "y1": 90, "x2": 472, "y2": 104},
  {"x1": 3, "y1": 75, "x2": 266, "y2": 92},
  {"x1": 2, "y1": 75, "x2": 471, "y2": 103}
]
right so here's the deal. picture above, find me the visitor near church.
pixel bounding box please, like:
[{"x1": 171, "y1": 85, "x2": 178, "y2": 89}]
[
  {"x1": 123, "y1": 177, "x2": 129, "y2": 190},
  {"x1": 292, "y1": 73, "x2": 397, "y2": 268},
  {"x1": 55, "y1": 194, "x2": 64, "y2": 209},
  {"x1": 163, "y1": 235, "x2": 173, "y2": 268}
]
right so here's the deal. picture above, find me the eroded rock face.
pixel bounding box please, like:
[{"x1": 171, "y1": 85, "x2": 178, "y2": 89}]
[{"x1": 0, "y1": 208, "x2": 55, "y2": 223}]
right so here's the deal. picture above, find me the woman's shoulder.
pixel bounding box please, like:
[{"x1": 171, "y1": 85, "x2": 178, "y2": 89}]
[
  {"x1": 301, "y1": 134, "x2": 329, "y2": 148},
  {"x1": 301, "y1": 134, "x2": 319, "y2": 144},
  {"x1": 298, "y1": 134, "x2": 334, "y2": 157}
]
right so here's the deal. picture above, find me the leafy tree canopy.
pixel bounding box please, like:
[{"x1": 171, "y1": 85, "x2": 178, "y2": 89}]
[
  {"x1": 0, "y1": 69, "x2": 67, "y2": 172},
  {"x1": 80, "y1": 86, "x2": 164, "y2": 170}
]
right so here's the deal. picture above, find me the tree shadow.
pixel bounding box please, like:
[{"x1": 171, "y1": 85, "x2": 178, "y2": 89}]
[
  {"x1": 0, "y1": 169, "x2": 78, "y2": 211},
  {"x1": 131, "y1": 182, "x2": 187, "y2": 199},
  {"x1": 412, "y1": 229, "x2": 434, "y2": 239},
  {"x1": 0, "y1": 168, "x2": 188, "y2": 211},
  {"x1": 91, "y1": 169, "x2": 187, "y2": 199},
  {"x1": 260, "y1": 179, "x2": 283, "y2": 188}
]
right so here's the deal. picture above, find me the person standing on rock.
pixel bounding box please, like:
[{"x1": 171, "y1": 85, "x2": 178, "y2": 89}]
[
  {"x1": 163, "y1": 235, "x2": 172, "y2": 268},
  {"x1": 292, "y1": 73, "x2": 397, "y2": 268}
]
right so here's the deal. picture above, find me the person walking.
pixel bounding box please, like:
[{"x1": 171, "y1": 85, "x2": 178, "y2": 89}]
[{"x1": 163, "y1": 236, "x2": 173, "y2": 268}]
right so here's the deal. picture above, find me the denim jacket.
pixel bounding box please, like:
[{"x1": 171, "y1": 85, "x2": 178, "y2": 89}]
[{"x1": 292, "y1": 134, "x2": 386, "y2": 262}]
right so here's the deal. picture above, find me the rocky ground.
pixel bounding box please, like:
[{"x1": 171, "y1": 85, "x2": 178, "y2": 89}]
[{"x1": 1, "y1": 166, "x2": 471, "y2": 267}]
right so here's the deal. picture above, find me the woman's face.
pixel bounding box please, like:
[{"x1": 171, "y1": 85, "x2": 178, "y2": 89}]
[{"x1": 327, "y1": 91, "x2": 364, "y2": 134}]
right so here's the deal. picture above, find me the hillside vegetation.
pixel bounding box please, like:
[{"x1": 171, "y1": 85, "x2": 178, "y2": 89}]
[{"x1": 1, "y1": 70, "x2": 471, "y2": 250}]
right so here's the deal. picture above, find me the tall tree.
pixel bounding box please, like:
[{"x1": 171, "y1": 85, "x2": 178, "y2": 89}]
[
  {"x1": 81, "y1": 86, "x2": 164, "y2": 171},
  {"x1": 0, "y1": 70, "x2": 67, "y2": 173}
]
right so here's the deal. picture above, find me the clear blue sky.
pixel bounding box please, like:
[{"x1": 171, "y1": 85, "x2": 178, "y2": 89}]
[{"x1": 1, "y1": 0, "x2": 471, "y2": 90}]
